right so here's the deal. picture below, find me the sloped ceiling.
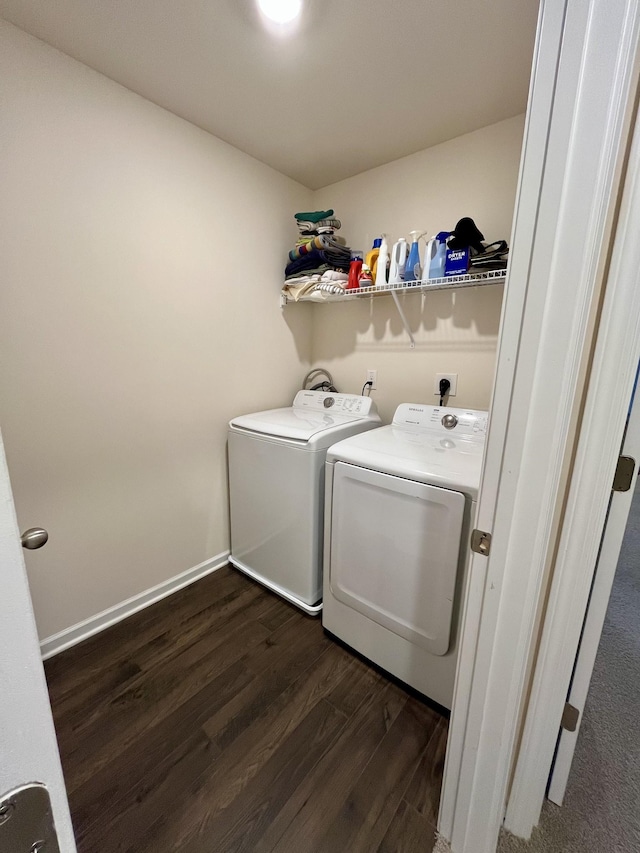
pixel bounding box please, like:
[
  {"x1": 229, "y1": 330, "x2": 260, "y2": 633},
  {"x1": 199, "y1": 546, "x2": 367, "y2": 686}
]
[{"x1": 0, "y1": 0, "x2": 540, "y2": 188}]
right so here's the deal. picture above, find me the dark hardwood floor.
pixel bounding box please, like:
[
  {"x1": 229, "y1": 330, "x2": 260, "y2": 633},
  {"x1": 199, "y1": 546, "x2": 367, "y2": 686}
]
[{"x1": 45, "y1": 566, "x2": 447, "y2": 852}]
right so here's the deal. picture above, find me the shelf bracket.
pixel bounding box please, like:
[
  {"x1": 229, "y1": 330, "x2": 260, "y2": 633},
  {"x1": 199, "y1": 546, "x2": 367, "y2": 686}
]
[{"x1": 391, "y1": 291, "x2": 415, "y2": 348}]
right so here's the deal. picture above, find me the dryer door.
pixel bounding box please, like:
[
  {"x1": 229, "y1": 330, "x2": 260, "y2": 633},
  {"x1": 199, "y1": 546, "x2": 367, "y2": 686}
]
[{"x1": 330, "y1": 462, "x2": 465, "y2": 656}]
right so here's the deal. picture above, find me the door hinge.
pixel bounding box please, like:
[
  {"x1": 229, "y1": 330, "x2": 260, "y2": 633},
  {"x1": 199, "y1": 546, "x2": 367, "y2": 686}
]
[
  {"x1": 561, "y1": 702, "x2": 580, "y2": 732},
  {"x1": 0, "y1": 784, "x2": 59, "y2": 852},
  {"x1": 471, "y1": 529, "x2": 492, "y2": 556},
  {"x1": 612, "y1": 456, "x2": 636, "y2": 492}
]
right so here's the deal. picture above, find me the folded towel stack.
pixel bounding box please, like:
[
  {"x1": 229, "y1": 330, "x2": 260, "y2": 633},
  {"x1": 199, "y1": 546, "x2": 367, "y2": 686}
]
[
  {"x1": 283, "y1": 269, "x2": 350, "y2": 302},
  {"x1": 285, "y1": 209, "x2": 352, "y2": 284},
  {"x1": 295, "y1": 209, "x2": 342, "y2": 237}
]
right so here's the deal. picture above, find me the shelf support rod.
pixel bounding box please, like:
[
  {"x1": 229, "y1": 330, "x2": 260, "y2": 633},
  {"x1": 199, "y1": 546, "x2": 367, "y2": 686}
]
[{"x1": 391, "y1": 291, "x2": 415, "y2": 348}]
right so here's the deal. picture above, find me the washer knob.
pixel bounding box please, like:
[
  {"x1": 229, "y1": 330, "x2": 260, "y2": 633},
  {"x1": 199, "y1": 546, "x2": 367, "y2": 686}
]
[{"x1": 442, "y1": 413, "x2": 458, "y2": 430}]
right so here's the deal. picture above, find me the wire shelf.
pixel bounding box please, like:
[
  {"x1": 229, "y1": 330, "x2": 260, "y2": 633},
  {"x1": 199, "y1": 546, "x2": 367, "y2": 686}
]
[{"x1": 281, "y1": 268, "x2": 507, "y2": 305}]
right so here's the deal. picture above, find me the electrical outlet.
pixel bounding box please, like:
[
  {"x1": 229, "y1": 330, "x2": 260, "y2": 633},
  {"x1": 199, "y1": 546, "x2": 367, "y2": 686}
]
[
  {"x1": 434, "y1": 373, "x2": 458, "y2": 397},
  {"x1": 366, "y1": 369, "x2": 377, "y2": 390}
]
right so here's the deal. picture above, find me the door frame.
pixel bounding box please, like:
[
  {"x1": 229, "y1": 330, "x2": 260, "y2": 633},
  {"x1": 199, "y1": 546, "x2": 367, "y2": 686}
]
[
  {"x1": 547, "y1": 366, "x2": 640, "y2": 806},
  {"x1": 503, "y1": 48, "x2": 640, "y2": 840},
  {"x1": 441, "y1": 1, "x2": 640, "y2": 850}
]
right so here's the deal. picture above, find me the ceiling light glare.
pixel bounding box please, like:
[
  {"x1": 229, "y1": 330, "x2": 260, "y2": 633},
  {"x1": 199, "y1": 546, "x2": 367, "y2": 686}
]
[{"x1": 257, "y1": 0, "x2": 302, "y2": 25}]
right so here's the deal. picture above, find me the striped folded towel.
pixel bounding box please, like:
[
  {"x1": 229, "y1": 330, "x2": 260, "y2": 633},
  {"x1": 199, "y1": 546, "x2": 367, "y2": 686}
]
[
  {"x1": 296, "y1": 218, "x2": 342, "y2": 234},
  {"x1": 288, "y1": 235, "x2": 349, "y2": 262}
]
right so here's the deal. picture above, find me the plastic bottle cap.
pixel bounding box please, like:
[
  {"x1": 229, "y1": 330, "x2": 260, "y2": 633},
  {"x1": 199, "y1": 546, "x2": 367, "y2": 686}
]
[
  {"x1": 436, "y1": 231, "x2": 451, "y2": 242},
  {"x1": 373, "y1": 238, "x2": 382, "y2": 248}
]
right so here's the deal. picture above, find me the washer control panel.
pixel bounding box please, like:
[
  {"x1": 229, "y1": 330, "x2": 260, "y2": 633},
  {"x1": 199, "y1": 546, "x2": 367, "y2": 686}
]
[
  {"x1": 393, "y1": 403, "x2": 488, "y2": 437},
  {"x1": 293, "y1": 390, "x2": 376, "y2": 417}
]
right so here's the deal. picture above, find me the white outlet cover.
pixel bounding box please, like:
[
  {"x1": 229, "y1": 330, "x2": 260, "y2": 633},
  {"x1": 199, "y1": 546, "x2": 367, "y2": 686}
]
[{"x1": 434, "y1": 373, "x2": 458, "y2": 396}]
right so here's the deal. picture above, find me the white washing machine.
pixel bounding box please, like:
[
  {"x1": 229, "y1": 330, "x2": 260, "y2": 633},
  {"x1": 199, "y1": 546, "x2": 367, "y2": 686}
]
[
  {"x1": 228, "y1": 390, "x2": 381, "y2": 615},
  {"x1": 322, "y1": 403, "x2": 488, "y2": 708}
]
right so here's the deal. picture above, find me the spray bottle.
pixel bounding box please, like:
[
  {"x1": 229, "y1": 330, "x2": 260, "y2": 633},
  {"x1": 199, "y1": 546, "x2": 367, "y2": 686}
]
[
  {"x1": 404, "y1": 231, "x2": 425, "y2": 282},
  {"x1": 375, "y1": 234, "x2": 390, "y2": 287},
  {"x1": 389, "y1": 237, "x2": 408, "y2": 284},
  {"x1": 428, "y1": 231, "x2": 451, "y2": 280}
]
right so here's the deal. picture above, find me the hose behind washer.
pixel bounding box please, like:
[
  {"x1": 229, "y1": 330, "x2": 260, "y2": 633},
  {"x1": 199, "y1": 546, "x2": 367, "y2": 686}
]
[{"x1": 302, "y1": 368, "x2": 338, "y2": 393}]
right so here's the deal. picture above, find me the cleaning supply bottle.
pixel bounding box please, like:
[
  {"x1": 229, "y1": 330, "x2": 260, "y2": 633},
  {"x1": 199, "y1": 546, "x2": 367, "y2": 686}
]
[
  {"x1": 389, "y1": 237, "x2": 408, "y2": 284},
  {"x1": 346, "y1": 251, "x2": 363, "y2": 290},
  {"x1": 421, "y1": 236, "x2": 437, "y2": 283},
  {"x1": 365, "y1": 238, "x2": 382, "y2": 282},
  {"x1": 359, "y1": 263, "x2": 373, "y2": 287},
  {"x1": 428, "y1": 231, "x2": 450, "y2": 279},
  {"x1": 375, "y1": 234, "x2": 389, "y2": 287},
  {"x1": 404, "y1": 231, "x2": 424, "y2": 282}
]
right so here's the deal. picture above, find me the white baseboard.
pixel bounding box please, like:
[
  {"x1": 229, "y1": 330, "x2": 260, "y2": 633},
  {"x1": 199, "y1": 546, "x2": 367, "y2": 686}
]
[{"x1": 40, "y1": 551, "x2": 230, "y2": 660}]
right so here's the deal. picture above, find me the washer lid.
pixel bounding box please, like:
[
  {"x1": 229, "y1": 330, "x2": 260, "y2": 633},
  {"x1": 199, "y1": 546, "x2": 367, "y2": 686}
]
[
  {"x1": 326, "y1": 423, "x2": 486, "y2": 497},
  {"x1": 229, "y1": 391, "x2": 379, "y2": 444}
]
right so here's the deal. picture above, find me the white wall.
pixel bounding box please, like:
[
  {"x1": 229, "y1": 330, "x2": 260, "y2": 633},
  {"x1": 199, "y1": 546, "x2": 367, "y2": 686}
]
[
  {"x1": 311, "y1": 116, "x2": 524, "y2": 423},
  {"x1": 0, "y1": 21, "x2": 313, "y2": 640},
  {"x1": 0, "y1": 18, "x2": 523, "y2": 643}
]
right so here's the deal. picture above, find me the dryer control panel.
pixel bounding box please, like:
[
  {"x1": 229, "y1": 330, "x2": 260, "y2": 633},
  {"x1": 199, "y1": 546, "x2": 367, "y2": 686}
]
[
  {"x1": 293, "y1": 390, "x2": 377, "y2": 418},
  {"x1": 393, "y1": 404, "x2": 488, "y2": 438}
]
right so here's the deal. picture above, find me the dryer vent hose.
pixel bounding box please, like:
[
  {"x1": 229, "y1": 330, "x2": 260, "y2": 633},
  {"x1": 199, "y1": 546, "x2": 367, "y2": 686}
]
[{"x1": 302, "y1": 367, "x2": 338, "y2": 393}]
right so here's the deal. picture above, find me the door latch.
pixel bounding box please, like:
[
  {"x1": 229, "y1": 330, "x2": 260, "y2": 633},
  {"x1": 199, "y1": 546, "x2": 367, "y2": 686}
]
[{"x1": 471, "y1": 529, "x2": 492, "y2": 556}]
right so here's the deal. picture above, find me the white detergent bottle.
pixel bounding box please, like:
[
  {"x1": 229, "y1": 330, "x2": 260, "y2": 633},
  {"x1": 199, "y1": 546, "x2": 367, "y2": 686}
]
[
  {"x1": 375, "y1": 233, "x2": 390, "y2": 287},
  {"x1": 421, "y1": 236, "x2": 437, "y2": 283},
  {"x1": 389, "y1": 238, "x2": 408, "y2": 284}
]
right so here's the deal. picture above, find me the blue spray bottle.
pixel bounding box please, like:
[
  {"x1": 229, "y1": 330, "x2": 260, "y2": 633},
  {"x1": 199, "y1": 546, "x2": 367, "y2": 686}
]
[
  {"x1": 428, "y1": 232, "x2": 451, "y2": 280},
  {"x1": 404, "y1": 231, "x2": 425, "y2": 282}
]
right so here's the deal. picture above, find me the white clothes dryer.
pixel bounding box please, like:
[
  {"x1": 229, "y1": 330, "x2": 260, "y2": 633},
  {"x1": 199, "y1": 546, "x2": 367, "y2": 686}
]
[
  {"x1": 322, "y1": 403, "x2": 488, "y2": 708},
  {"x1": 228, "y1": 390, "x2": 380, "y2": 615}
]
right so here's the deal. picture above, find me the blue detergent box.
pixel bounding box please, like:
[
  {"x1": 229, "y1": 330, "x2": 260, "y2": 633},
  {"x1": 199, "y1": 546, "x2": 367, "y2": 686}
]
[{"x1": 444, "y1": 247, "x2": 469, "y2": 276}]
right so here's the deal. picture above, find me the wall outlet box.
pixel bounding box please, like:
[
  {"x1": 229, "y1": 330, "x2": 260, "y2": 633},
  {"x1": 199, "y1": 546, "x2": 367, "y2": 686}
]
[
  {"x1": 366, "y1": 369, "x2": 377, "y2": 390},
  {"x1": 434, "y1": 373, "x2": 458, "y2": 397},
  {"x1": 445, "y1": 248, "x2": 469, "y2": 276}
]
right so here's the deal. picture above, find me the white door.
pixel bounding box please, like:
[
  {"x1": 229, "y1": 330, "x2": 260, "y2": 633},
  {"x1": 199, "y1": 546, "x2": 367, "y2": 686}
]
[
  {"x1": 547, "y1": 368, "x2": 640, "y2": 804},
  {"x1": 0, "y1": 430, "x2": 76, "y2": 851},
  {"x1": 330, "y1": 461, "x2": 465, "y2": 655}
]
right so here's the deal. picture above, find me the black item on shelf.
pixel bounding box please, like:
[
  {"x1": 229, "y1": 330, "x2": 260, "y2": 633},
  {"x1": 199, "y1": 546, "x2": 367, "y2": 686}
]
[
  {"x1": 469, "y1": 240, "x2": 509, "y2": 271},
  {"x1": 448, "y1": 217, "x2": 486, "y2": 253}
]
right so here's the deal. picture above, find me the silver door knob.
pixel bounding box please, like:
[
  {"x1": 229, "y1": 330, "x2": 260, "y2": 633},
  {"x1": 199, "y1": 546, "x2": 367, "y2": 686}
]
[
  {"x1": 21, "y1": 528, "x2": 48, "y2": 550},
  {"x1": 442, "y1": 414, "x2": 458, "y2": 430}
]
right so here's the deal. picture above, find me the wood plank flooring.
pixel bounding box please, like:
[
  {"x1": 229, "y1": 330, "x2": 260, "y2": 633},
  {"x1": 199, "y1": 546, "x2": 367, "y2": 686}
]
[{"x1": 45, "y1": 566, "x2": 447, "y2": 852}]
